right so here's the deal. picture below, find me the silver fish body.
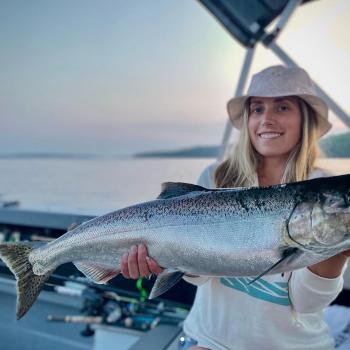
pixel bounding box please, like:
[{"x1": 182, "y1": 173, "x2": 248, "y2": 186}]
[
  {"x1": 1, "y1": 174, "x2": 350, "y2": 319},
  {"x1": 30, "y1": 176, "x2": 350, "y2": 277},
  {"x1": 30, "y1": 190, "x2": 296, "y2": 277}
]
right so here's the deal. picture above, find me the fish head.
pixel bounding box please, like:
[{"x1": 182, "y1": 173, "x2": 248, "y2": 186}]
[
  {"x1": 288, "y1": 188, "x2": 350, "y2": 253},
  {"x1": 311, "y1": 191, "x2": 350, "y2": 246}
]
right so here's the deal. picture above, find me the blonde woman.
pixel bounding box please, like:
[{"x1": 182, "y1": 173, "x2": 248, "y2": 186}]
[{"x1": 120, "y1": 66, "x2": 350, "y2": 350}]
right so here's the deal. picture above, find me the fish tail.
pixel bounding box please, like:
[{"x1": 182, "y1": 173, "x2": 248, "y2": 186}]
[{"x1": 0, "y1": 242, "x2": 53, "y2": 320}]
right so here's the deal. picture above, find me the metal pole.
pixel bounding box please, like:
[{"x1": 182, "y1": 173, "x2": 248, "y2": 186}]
[
  {"x1": 264, "y1": 0, "x2": 302, "y2": 43},
  {"x1": 217, "y1": 47, "x2": 255, "y2": 161},
  {"x1": 268, "y1": 41, "x2": 350, "y2": 129}
]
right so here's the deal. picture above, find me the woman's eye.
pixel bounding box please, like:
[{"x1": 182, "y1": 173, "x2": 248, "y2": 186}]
[
  {"x1": 250, "y1": 106, "x2": 264, "y2": 114},
  {"x1": 278, "y1": 105, "x2": 289, "y2": 112}
]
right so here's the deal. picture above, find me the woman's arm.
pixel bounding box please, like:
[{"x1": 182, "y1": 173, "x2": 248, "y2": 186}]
[
  {"x1": 308, "y1": 251, "x2": 349, "y2": 278},
  {"x1": 289, "y1": 250, "x2": 349, "y2": 313}
]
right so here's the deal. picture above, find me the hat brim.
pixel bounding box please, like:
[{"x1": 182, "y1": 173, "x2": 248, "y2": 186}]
[{"x1": 227, "y1": 93, "x2": 331, "y2": 138}]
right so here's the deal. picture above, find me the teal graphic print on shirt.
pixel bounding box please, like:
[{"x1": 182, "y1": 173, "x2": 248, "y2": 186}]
[{"x1": 220, "y1": 277, "x2": 290, "y2": 306}]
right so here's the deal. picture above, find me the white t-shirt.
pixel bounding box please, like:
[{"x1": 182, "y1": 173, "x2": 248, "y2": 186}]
[{"x1": 183, "y1": 164, "x2": 345, "y2": 350}]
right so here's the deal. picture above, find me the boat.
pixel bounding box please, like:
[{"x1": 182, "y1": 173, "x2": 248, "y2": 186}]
[
  {"x1": 1, "y1": 1, "x2": 350, "y2": 349},
  {"x1": 0, "y1": 195, "x2": 19, "y2": 209},
  {"x1": 0, "y1": 208, "x2": 194, "y2": 350}
]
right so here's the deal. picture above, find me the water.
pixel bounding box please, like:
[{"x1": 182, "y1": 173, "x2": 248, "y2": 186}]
[
  {"x1": 0, "y1": 157, "x2": 349, "y2": 216},
  {"x1": 0, "y1": 158, "x2": 213, "y2": 215}
]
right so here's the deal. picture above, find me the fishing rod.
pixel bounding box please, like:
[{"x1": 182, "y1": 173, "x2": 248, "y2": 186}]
[
  {"x1": 45, "y1": 276, "x2": 187, "y2": 335},
  {"x1": 0, "y1": 260, "x2": 188, "y2": 335},
  {"x1": 0, "y1": 259, "x2": 188, "y2": 312}
]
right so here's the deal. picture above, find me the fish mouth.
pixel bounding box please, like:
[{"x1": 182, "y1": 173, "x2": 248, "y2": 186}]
[{"x1": 258, "y1": 132, "x2": 284, "y2": 139}]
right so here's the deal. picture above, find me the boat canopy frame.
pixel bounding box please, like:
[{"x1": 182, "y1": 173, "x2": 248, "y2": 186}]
[{"x1": 197, "y1": 0, "x2": 350, "y2": 160}]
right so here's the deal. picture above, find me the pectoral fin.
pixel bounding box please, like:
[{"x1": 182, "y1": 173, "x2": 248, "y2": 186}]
[
  {"x1": 73, "y1": 261, "x2": 120, "y2": 284},
  {"x1": 149, "y1": 269, "x2": 184, "y2": 299},
  {"x1": 248, "y1": 248, "x2": 299, "y2": 285}
]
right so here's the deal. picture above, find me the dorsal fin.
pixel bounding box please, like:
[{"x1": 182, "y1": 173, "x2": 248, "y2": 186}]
[
  {"x1": 68, "y1": 222, "x2": 80, "y2": 231},
  {"x1": 157, "y1": 182, "x2": 208, "y2": 199}
]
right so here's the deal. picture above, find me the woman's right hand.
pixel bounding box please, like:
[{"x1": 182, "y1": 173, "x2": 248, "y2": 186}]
[{"x1": 120, "y1": 244, "x2": 163, "y2": 279}]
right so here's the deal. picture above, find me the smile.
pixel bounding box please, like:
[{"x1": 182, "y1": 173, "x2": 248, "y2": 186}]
[{"x1": 258, "y1": 132, "x2": 283, "y2": 139}]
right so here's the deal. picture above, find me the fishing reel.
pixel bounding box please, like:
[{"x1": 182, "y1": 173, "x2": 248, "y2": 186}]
[{"x1": 46, "y1": 275, "x2": 187, "y2": 336}]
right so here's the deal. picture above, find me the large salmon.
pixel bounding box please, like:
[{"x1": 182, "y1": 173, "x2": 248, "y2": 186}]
[{"x1": 1, "y1": 174, "x2": 350, "y2": 319}]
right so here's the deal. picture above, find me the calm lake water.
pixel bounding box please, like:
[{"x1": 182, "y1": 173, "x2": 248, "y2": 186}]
[
  {"x1": 0, "y1": 158, "x2": 214, "y2": 215},
  {"x1": 0, "y1": 157, "x2": 349, "y2": 215}
]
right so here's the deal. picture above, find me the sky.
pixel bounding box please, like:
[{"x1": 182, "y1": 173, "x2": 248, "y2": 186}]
[{"x1": 1, "y1": 0, "x2": 349, "y2": 156}]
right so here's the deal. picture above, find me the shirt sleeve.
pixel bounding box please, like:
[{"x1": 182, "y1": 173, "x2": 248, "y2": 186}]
[
  {"x1": 308, "y1": 167, "x2": 333, "y2": 179},
  {"x1": 197, "y1": 162, "x2": 218, "y2": 188},
  {"x1": 289, "y1": 266, "x2": 345, "y2": 313}
]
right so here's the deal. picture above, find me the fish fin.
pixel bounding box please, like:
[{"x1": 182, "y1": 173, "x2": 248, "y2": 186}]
[
  {"x1": 149, "y1": 269, "x2": 184, "y2": 299},
  {"x1": 68, "y1": 222, "x2": 80, "y2": 231},
  {"x1": 0, "y1": 242, "x2": 54, "y2": 320},
  {"x1": 248, "y1": 248, "x2": 299, "y2": 285},
  {"x1": 73, "y1": 261, "x2": 120, "y2": 284},
  {"x1": 157, "y1": 182, "x2": 208, "y2": 199}
]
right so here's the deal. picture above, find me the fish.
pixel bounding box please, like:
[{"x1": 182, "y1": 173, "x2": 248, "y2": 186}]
[{"x1": 0, "y1": 174, "x2": 350, "y2": 320}]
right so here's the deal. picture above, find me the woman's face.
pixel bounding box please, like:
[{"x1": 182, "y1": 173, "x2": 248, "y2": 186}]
[{"x1": 248, "y1": 96, "x2": 302, "y2": 161}]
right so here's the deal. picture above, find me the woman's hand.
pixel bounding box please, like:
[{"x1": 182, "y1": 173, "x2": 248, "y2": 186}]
[
  {"x1": 308, "y1": 250, "x2": 349, "y2": 279},
  {"x1": 342, "y1": 250, "x2": 350, "y2": 257},
  {"x1": 120, "y1": 244, "x2": 163, "y2": 279}
]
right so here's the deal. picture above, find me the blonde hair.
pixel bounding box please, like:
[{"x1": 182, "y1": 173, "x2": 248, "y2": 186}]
[{"x1": 214, "y1": 98, "x2": 319, "y2": 188}]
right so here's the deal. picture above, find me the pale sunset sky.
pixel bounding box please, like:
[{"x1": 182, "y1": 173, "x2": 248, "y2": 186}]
[{"x1": 1, "y1": 0, "x2": 349, "y2": 156}]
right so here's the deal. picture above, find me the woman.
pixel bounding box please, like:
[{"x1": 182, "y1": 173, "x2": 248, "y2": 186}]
[{"x1": 120, "y1": 65, "x2": 350, "y2": 349}]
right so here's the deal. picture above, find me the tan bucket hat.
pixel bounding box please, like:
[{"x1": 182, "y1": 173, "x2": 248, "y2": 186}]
[{"x1": 227, "y1": 65, "x2": 332, "y2": 137}]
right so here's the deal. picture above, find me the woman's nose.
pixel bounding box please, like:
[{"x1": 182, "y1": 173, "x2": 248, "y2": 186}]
[{"x1": 261, "y1": 108, "x2": 276, "y2": 125}]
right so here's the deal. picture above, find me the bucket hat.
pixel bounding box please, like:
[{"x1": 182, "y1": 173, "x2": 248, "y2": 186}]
[{"x1": 227, "y1": 65, "x2": 332, "y2": 137}]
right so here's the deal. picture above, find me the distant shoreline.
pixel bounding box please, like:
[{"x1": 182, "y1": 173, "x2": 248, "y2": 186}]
[
  {"x1": 1, "y1": 131, "x2": 349, "y2": 160},
  {"x1": 136, "y1": 131, "x2": 350, "y2": 158},
  {"x1": 134, "y1": 145, "x2": 219, "y2": 158}
]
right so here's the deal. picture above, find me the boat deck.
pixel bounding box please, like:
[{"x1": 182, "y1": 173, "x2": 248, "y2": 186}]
[{"x1": 0, "y1": 276, "x2": 93, "y2": 350}]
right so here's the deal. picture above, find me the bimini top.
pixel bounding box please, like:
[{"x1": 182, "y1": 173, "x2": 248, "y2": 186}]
[{"x1": 197, "y1": 0, "x2": 318, "y2": 48}]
